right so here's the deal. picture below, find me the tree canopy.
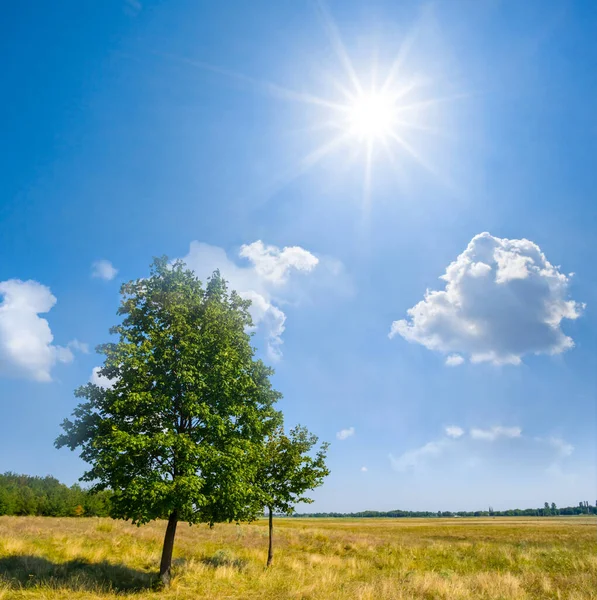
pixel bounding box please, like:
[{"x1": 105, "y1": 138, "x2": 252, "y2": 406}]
[
  {"x1": 56, "y1": 258, "x2": 282, "y2": 584},
  {"x1": 258, "y1": 426, "x2": 329, "y2": 515},
  {"x1": 256, "y1": 425, "x2": 329, "y2": 565},
  {"x1": 0, "y1": 472, "x2": 111, "y2": 517}
]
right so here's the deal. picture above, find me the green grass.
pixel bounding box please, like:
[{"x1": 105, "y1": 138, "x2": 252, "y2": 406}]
[{"x1": 1, "y1": 516, "x2": 596, "y2": 599}]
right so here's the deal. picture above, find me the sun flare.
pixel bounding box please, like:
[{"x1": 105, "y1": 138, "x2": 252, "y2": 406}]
[
  {"x1": 347, "y1": 92, "x2": 397, "y2": 141},
  {"x1": 172, "y1": 3, "x2": 457, "y2": 212}
]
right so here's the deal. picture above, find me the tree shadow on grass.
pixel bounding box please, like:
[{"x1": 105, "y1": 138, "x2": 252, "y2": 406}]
[
  {"x1": 200, "y1": 550, "x2": 248, "y2": 571},
  {"x1": 0, "y1": 555, "x2": 156, "y2": 592}
]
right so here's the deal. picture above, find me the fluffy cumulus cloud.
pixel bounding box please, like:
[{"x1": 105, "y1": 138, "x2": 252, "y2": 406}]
[
  {"x1": 390, "y1": 232, "x2": 584, "y2": 365},
  {"x1": 0, "y1": 280, "x2": 74, "y2": 382},
  {"x1": 91, "y1": 260, "x2": 118, "y2": 281},
  {"x1": 336, "y1": 427, "x2": 355, "y2": 440},
  {"x1": 390, "y1": 424, "x2": 574, "y2": 473},
  {"x1": 181, "y1": 240, "x2": 323, "y2": 361},
  {"x1": 238, "y1": 241, "x2": 319, "y2": 285}
]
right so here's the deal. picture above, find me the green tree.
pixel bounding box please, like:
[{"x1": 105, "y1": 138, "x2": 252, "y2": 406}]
[
  {"x1": 551, "y1": 502, "x2": 558, "y2": 515},
  {"x1": 56, "y1": 259, "x2": 282, "y2": 586},
  {"x1": 256, "y1": 426, "x2": 329, "y2": 566},
  {"x1": 544, "y1": 502, "x2": 550, "y2": 516}
]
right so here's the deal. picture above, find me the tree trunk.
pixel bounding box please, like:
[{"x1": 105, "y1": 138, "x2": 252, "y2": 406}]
[
  {"x1": 159, "y1": 511, "x2": 178, "y2": 586},
  {"x1": 266, "y1": 506, "x2": 274, "y2": 567}
]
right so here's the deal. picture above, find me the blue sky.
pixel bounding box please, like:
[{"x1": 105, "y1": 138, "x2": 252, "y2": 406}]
[{"x1": 1, "y1": 0, "x2": 596, "y2": 512}]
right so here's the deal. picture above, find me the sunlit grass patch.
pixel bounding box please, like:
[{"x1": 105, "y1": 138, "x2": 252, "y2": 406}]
[{"x1": 0, "y1": 516, "x2": 595, "y2": 599}]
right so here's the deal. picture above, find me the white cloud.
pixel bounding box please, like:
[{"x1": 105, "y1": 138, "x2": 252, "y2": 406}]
[
  {"x1": 390, "y1": 232, "x2": 584, "y2": 365},
  {"x1": 240, "y1": 290, "x2": 287, "y2": 360},
  {"x1": 336, "y1": 427, "x2": 355, "y2": 440},
  {"x1": 470, "y1": 426, "x2": 522, "y2": 441},
  {"x1": 547, "y1": 437, "x2": 574, "y2": 458},
  {"x1": 91, "y1": 260, "x2": 118, "y2": 281},
  {"x1": 361, "y1": 466, "x2": 368, "y2": 472},
  {"x1": 90, "y1": 367, "x2": 116, "y2": 390},
  {"x1": 68, "y1": 339, "x2": 89, "y2": 354},
  {"x1": 390, "y1": 426, "x2": 573, "y2": 474},
  {"x1": 390, "y1": 439, "x2": 449, "y2": 472},
  {"x1": 181, "y1": 240, "x2": 323, "y2": 361},
  {"x1": 0, "y1": 280, "x2": 73, "y2": 382},
  {"x1": 445, "y1": 425, "x2": 464, "y2": 438},
  {"x1": 445, "y1": 354, "x2": 464, "y2": 367},
  {"x1": 239, "y1": 241, "x2": 319, "y2": 285}
]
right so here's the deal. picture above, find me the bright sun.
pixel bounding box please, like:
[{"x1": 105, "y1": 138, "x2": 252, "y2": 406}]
[
  {"x1": 173, "y1": 3, "x2": 452, "y2": 212},
  {"x1": 347, "y1": 92, "x2": 397, "y2": 141}
]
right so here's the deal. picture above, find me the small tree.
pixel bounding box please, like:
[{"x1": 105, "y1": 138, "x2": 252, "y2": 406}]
[
  {"x1": 551, "y1": 502, "x2": 558, "y2": 515},
  {"x1": 56, "y1": 259, "x2": 281, "y2": 585},
  {"x1": 544, "y1": 502, "x2": 550, "y2": 516},
  {"x1": 256, "y1": 426, "x2": 329, "y2": 566}
]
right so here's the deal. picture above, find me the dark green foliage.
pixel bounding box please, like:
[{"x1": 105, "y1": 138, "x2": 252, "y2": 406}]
[
  {"x1": 258, "y1": 426, "x2": 329, "y2": 515},
  {"x1": 0, "y1": 473, "x2": 111, "y2": 517},
  {"x1": 56, "y1": 259, "x2": 281, "y2": 527},
  {"x1": 55, "y1": 258, "x2": 283, "y2": 583},
  {"x1": 1, "y1": 471, "x2": 594, "y2": 520},
  {"x1": 255, "y1": 425, "x2": 329, "y2": 565}
]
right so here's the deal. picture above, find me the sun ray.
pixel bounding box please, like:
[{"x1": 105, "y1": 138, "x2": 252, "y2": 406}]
[
  {"x1": 387, "y1": 78, "x2": 424, "y2": 102},
  {"x1": 396, "y1": 93, "x2": 471, "y2": 114},
  {"x1": 393, "y1": 119, "x2": 446, "y2": 137},
  {"x1": 380, "y1": 28, "x2": 419, "y2": 94},
  {"x1": 261, "y1": 133, "x2": 353, "y2": 201},
  {"x1": 388, "y1": 131, "x2": 436, "y2": 175},
  {"x1": 156, "y1": 4, "x2": 461, "y2": 211},
  {"x1": 380, "y1": 136, "x2": 398, "y2": 164},
  {"x1": 314, "y1": 0, "x2": 363, "y2": 96},
  {"x1": 363, "y1": 138, "x2": 374, "y2": 215},
  {"x1": 157, "y1": 51, "x2": 347, "y2": 112},
  {"x1": 298, "y1": 132, "x2": 352, "y2": 170}
]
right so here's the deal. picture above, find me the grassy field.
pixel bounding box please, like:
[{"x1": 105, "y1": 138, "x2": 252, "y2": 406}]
[{"x1": 0, "y1": 516, "x2": 596, "y2": 599}]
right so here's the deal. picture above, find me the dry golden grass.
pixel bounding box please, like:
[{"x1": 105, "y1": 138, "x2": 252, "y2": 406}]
[{"x1": 0, "y1": 515, "x2": 596, "y2": 599}]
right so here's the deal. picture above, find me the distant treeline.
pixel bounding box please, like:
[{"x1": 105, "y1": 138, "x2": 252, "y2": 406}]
[
  {"x1": 293, "y1": 503, "x2": 597, "y2": 519},
  {"x1": 1, "y1": 472, "x2": 595, "y2": 519},
  {"x1": 0, "y1": 473, "x2": 111, "y2": 517}
]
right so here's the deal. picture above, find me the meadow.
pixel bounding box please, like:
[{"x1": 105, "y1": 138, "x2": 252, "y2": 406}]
[{"x1": 0, "y1": 515, "x2": 595, "y2": 600}]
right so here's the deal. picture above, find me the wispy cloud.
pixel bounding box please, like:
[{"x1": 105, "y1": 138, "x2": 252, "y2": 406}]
[
  {"x1": 390, "y1": 425, "x2": 574, "y2": 474},
  {"x1": 547, "y1": 437, "x2": 574, "y2": 457},
  {"x1": 445, "y1": 425, "x2": 464, "y2": 438},
  {"x1": 336, "y1": 427, "x2": 355, "y2": 440},
  {"x1": 91, "y1": 260, "x2": 118, "y2": 281},
  {"x1": 68, "y1": 339, "x2": 89, "y2": 354},
  {"x1": 470, "y1": 426, "x2": 521, "y2": 441},
  {"x1": 389, "y1": 439, "x2": 449, "y2": 472}
]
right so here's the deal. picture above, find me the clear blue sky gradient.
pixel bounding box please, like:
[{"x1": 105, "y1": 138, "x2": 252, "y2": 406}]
[{"x1": 1, "y1": 0, "x2": 596, "y2": 511}]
